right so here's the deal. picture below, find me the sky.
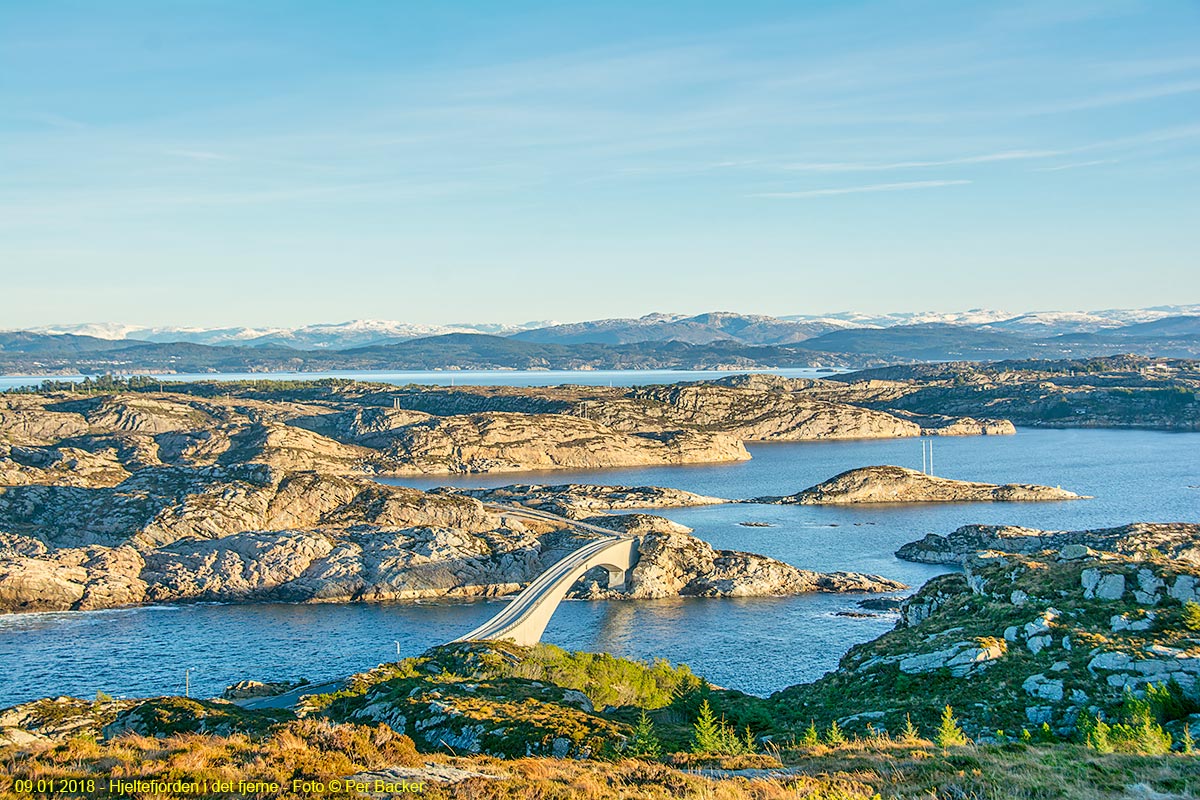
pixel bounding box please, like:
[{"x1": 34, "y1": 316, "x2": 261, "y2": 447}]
[{"x1": 2, "y1": 0, "x2": 1199, "y2": 328}]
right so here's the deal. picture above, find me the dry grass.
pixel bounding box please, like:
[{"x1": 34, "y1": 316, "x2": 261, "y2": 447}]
[{"x1": 3, "y1": 728, "x2": 1199, "y2": 800}]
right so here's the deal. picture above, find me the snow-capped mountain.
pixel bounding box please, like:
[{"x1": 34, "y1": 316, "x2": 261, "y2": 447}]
[
  {"x1": 783, "y1": 309, "x2": 1015, "y2": 328},
  {"x1": 30, "y1": 320, "x2": 549, "y2": 350},
  {"x1": 21, "y1": 305, "x2": 1200, "y2": 350}
]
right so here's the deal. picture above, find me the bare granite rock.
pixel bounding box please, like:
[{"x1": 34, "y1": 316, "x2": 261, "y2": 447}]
[
  {"x1": 589, "y1": 385, "x2": 923, "y2": 441},
  {"x1": 577, "y1": 530, "x2": 906, "y2": 599},
  {"x1": 375, "y1": 412, "x2": 749, "y2": 474},
  {"x1": 754, "y1": 465, "x2": 1085, "y2": 505},
  {"x1": 897, "y1": 522, "x2": 1200, "y2": 565},
  {"x1": 436, "y1": 483, "x2": 728, "y2": 516}
]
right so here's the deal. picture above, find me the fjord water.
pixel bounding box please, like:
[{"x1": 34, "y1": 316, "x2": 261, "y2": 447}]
[{"x1": 3, "y1": 427, "x2": 1198, "y2": 706}]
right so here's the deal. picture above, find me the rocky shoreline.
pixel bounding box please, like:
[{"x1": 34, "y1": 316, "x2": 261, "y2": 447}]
[
  {"x1": 1, "y1": 380, "x2": 1030, "y2": 616},
  {"x1": 752, "y1": 465, "x2": 1085, "y2": 505},
  {"x1": 0, "y1": 466, "x2": 903, "y2": 614},
  {"x1": 896, "y1": 521, "x2": 1200, "y2": 565}
]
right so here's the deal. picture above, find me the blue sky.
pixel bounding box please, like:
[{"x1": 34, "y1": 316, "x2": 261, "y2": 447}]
[{"x1": 2, "y1": 0, "x2": 1198, "y2": 328}]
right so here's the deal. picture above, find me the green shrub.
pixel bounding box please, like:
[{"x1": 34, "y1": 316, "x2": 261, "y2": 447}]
[
  {"x1": 799, "y1": 721, "x2": 819, "y2": 747},
  {"x1": 510, "y1": 644, "x2": 702, "y2": 710},
  {"x1": 1146, "y1": 679, "x2": 1200, "y2": 722},
  {"x1": 1184, "y1": 602, "x2": 1200, "y2": 632},
  {"x1": 1108, "y1": 689, "x2": 1174, "y2": 755}
]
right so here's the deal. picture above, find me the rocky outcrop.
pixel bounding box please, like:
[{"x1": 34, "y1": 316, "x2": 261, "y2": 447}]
[
  {"x1": 575, "y1": 530, "x2": 906, "y2": 599},
  {"x1": 0, "y1": 696, "x2": 130, "y2": 746},
  {"x1": 888, "y1": 411, "x2": 1016, "y2": 436},
  {"x1": 102, "y1": 698, "x2": 292, "y2": 738},
  {"x1": 0, "y1": 443, "x2": 131, "y2": 487},
  {"x1": 0, "y1": 503, "x2": 905, "y2": 612},
  {"x1": 0, "y1": 468, "x2": 495, "y2": 552},
  {"x1": 0, "y1": 545, "x2": 147, "y2": 613},
  {"x1": 376, "y1": 412, "x2": 749, "y2": 474},
  {"x1": 896, "y1": 522, "x2": 1200, "y2": 565},
  {"x1": 2, "y1": 382, "x2": 1019, "y2": 484},
  {"x1": 754, "y1": 465, "x2": 1085, "y2": 505},
  {"x1": 769, "y1": 544, "x2": 1200, "y2": 741},
  {"x1": 437, "y1": 483, "x2": 728, "y2": 517},
  {"x1": 588, "y1": 385, "x2": 923, "y2": 441},
  {"x1": 222, "y1": 679, "x2": 309, "y2": 700}
]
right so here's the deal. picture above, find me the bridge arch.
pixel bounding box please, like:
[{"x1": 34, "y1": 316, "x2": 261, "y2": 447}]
[{"x1": 455, "y1": 536, "x2": 639, "y2": 647}]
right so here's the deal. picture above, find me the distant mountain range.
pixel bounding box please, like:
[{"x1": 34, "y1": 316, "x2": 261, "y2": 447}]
[
  {"x1": 3, "y1": 305, "x2": 1198, "y2": 375},
  {"x1": 27, "y1": 320, "x2": 547, "y2": 350},
  {"x1": 24, "y1": 305, "x2": 1199, "y2": 351}
]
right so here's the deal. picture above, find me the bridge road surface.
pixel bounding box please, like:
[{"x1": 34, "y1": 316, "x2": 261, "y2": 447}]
[{"x1": 452, "y1": 504, "x2": 638, "y2": 647}]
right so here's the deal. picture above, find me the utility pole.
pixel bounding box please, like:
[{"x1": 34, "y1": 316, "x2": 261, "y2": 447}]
[{"x1": 928, "y1": 439, "x2": 934, "y2": 475}]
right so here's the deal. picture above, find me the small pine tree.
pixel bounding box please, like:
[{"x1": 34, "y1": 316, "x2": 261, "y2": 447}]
[
  {"x1": 824, "y1": 720, "x2": 847, "y2": 747},
  {"x1": 936, "y1": 705, "x2": 968, "y2": 748},
  {"x1": 1184, "y1": 601, "x2": 1200, "y2": 632},
  {"x1": 900, "y1": 713, "x2": 920, "y2": 744},
  {"x1": 1183, "y1": 724, "x2": 1194, "y2": 755},
  {"x1": 625, "y1": 709, "x2": 662, "y2": 759},
  {"x1": 800, "y1": 721, "x2": 819, "y2": 747},
  {"x1": 1080, "y1": 713, "x2": 1113, "y2": 753},
  {"x1": 1020, "y1": 728, "x2": 1033, "y2": 743},
  {"x1": 691, "y1": 699, "x2": 722, "y2": 754},
  {"x1": 743, "y1": 725, "x2": 757, "y2": 754}
]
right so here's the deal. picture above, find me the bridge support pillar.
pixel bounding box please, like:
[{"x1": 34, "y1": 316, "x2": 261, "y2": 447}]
[{"x1": 605, "y1": 567, "x2": 627, "y2": 591}]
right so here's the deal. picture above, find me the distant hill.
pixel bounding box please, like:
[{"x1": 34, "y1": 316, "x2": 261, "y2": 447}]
[
  {"x1": 0, "y1": 332, "x2": 146, "y2": 355},
  {"x1": 0, "y1": 333, "x2": 868, "y2": 375},
  {"x1": 510, "y1": 312, "x2": 855, "y2": 345},
  {"x1": 798, "y1": 324, "x2": 1047, "y2": 361},
  {"x1": 1092, "y1": 315, "x2": 1200, "y2": 338}
]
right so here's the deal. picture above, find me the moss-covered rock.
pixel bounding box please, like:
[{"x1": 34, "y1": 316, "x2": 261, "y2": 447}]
[
  {"x1": 770, "y1": 550, "x2": 1200, "y2": 742},
  {"x1": 102, "y1": 697, "x2": 293, "y2": 738}
]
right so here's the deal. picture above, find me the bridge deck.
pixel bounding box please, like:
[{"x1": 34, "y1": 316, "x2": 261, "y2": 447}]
[{"x1": 453, "y1": 505, "x2": 638, "y2": 647}]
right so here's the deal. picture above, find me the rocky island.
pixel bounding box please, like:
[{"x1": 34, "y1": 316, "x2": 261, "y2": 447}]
[{"x1": 752, "y1": 465, "x2": 1085, "y2": 505}]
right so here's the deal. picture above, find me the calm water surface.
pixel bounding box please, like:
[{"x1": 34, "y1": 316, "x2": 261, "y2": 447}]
[{"x1": 2, "y1": 413, "x2": 1198, "y2": 706}]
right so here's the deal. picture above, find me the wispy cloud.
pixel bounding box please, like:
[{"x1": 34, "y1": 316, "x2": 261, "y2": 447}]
[
  {"x1": 751, "y1": 179, "x2": 971, "y2": 199},
  {"x1": 1034, "y1": 159, "x2": 1117, "y2": 172},
  {"x1": 781, "y1": 150, "x2": 1062, "y2": 173}
]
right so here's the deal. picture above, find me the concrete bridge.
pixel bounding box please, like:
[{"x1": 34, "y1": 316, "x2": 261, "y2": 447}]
[{"x1": 454, "y1": 505, "x2": 639, "y2": 647}]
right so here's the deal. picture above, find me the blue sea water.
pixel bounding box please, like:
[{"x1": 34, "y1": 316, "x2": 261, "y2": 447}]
[{"x1": 1, "y1": 391, "x2": 1197, "y2": 705}]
